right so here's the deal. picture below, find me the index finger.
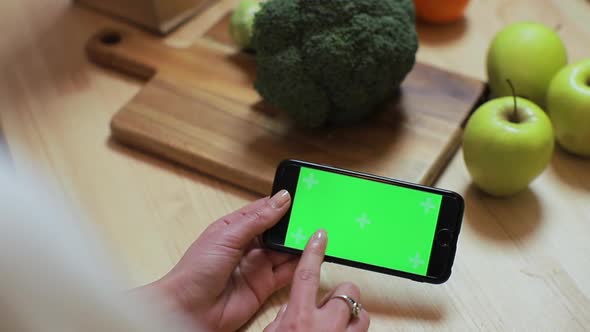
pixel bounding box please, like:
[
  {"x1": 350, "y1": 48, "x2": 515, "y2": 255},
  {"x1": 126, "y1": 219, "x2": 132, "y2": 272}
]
[{"x1": 288, "y1": 229, "x2": 328, "y2": 309}]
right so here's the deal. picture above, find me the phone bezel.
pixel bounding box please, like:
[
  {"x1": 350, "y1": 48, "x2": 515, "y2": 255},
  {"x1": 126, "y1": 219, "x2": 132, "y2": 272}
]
[{"x1": 262, "y1": 159, "x2": 464, "y2": 284}]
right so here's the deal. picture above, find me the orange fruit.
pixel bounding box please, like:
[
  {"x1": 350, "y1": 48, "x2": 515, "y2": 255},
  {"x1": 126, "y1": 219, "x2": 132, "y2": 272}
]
[{"x1": 414, "y1": 0, "x2": 470, "y2": 24}]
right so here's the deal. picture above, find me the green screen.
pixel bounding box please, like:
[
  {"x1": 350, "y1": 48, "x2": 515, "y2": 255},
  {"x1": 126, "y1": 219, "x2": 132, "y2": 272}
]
[{"x1": 284, "y1": 167, "x2": 442, "y2": 276}]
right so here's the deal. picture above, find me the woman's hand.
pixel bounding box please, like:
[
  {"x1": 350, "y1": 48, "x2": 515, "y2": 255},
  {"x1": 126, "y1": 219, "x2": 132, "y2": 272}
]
[
  {"x1": 264, "y1": 229, "x2": 370, "y2": 332},
  {"x1": 150, "y1": 190, "x2": 299, "y2": 332}
]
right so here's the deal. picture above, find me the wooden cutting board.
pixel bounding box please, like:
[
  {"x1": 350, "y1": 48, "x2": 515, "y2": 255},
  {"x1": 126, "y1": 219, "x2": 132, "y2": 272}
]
[{"x1": 86, "y1": 14, "x2": 486, "y2": 195}]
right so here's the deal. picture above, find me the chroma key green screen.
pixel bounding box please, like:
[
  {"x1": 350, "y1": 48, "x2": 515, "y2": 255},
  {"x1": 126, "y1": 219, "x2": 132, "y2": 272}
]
[{"x1": 284, "y1": 167, "x2": 443, "y2": 276}]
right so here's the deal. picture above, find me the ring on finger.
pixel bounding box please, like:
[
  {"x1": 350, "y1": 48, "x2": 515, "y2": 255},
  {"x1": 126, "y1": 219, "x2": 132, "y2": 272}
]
[{"x1": 329, "y1": 294, "x2": 363, "y2": 320}]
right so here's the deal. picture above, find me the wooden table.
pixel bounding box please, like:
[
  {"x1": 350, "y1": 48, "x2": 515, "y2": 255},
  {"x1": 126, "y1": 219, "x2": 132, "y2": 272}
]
[{"x1": 1, "y1": 0, "x2": 589, "y2": 330}]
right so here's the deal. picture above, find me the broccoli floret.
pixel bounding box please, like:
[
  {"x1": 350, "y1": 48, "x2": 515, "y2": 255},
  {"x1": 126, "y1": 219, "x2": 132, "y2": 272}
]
[{"x1": 252, "y1": 0, "x2": 418, "y2": 127}]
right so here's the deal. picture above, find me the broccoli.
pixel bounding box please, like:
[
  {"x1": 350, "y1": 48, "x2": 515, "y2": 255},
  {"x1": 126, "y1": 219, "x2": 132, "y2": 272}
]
[{"x1": 252, "y1": 0, "x2": 418, "y2": 128}]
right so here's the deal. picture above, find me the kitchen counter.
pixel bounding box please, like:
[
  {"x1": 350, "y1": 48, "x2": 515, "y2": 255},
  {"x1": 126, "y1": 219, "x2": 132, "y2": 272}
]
[{"x1": 1, "y1": 0, "x2": 589, "y2": 330}]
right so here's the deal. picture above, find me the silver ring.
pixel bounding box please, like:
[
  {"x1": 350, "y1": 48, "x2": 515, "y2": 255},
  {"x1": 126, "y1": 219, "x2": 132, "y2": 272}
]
[{"x1": 330, "y1": 294, "x2": 363, "y2": 319}]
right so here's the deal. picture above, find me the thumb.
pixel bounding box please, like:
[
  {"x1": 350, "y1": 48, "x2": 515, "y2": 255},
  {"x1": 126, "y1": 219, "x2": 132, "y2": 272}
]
[
  {"x1": 168, "y1": 190, "x2": 292, "y2": 287},
  {"x1": 218, "y1": 189, "x2": 292, "y2": 250}
]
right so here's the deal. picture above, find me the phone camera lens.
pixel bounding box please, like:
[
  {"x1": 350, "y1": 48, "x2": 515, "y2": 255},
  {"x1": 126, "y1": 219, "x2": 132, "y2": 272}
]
[{"x1": 437, "y1": 228, "x2": 453, "y2": 247}]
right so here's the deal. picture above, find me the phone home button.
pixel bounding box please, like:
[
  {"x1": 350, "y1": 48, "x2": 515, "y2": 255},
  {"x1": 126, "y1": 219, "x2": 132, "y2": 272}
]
[{"x1": 436, "y1": 228, "x2": 453, "y2": 247}]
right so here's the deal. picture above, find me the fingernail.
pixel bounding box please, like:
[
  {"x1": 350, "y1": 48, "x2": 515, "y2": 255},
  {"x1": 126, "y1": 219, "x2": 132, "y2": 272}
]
[
  {"x1": 312, "y1": 229, "x2": 327, "y2": 244},
  {"x1": 275, "y1": 304, "x2": 287, "y2": 319},
  {"x1": 270, "y1": 189, "x2": 290, "y2": 209}
]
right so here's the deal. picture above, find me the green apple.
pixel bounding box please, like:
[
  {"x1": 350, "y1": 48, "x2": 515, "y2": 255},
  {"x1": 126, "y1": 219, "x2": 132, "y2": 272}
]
[
  {"x1": 487, "y1": 22, "x2": 567, "y2": 107},
  {"x1": 546, "y1": 59, "x2": 590, "y2": 157},
  {"x1": 463, "y1": 97, "x2": 554, "y2": 196},
  {"x1": 229, "y1": 0, "x2": 261, "y2": 50}
]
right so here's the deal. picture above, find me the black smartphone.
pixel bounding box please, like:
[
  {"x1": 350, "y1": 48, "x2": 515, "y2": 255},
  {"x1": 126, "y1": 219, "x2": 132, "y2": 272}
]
[{"x1": 263, "y1": 160, "x2": 464, "y2": 284}]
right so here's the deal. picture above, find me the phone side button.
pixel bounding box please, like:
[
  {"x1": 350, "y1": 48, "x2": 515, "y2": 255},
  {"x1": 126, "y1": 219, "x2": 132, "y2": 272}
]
[{"x1": 436, "y1": 228, "x2": 454, "y2": 247}]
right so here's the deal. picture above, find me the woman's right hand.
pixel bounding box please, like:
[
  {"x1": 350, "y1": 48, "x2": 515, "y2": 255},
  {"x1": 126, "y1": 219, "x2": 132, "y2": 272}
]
[{"x1": 263, "y1": 230, "x2": 370, "y2": 332}]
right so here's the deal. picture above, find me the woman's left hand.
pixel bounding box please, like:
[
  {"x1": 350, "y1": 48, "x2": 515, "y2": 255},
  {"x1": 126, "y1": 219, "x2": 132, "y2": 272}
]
[{"x1": 147, "y1": 190, "x2": 298, "y2": 332}]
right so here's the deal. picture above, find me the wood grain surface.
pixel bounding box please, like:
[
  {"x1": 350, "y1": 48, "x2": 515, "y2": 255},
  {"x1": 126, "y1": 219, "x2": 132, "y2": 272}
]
[
  {"x1": 87, "y1": 22, "x2": 485, "y2": 195},
  {"x1": 1, "y1": 0, "x2": 590, "y2": 331}
]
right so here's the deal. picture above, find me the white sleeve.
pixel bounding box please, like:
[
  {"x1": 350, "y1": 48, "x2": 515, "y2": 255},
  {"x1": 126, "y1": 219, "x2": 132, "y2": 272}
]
[{"x1": 0, "y1": 160, "x2": 193, "y2": 332}]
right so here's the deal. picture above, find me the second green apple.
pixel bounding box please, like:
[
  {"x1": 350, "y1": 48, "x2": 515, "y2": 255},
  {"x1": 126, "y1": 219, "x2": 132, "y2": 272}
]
[
  {"x1": 546, "y1": 59, "x2": 590, "y2": 157},
  {"x1": 487, "y1": 22, "x2": 567, "y2": 107}
]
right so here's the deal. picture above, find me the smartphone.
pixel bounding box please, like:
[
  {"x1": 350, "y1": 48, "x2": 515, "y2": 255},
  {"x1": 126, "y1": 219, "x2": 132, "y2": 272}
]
[{"x1": 263, "y1": 160, "x2": 464, "y2": 284}]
